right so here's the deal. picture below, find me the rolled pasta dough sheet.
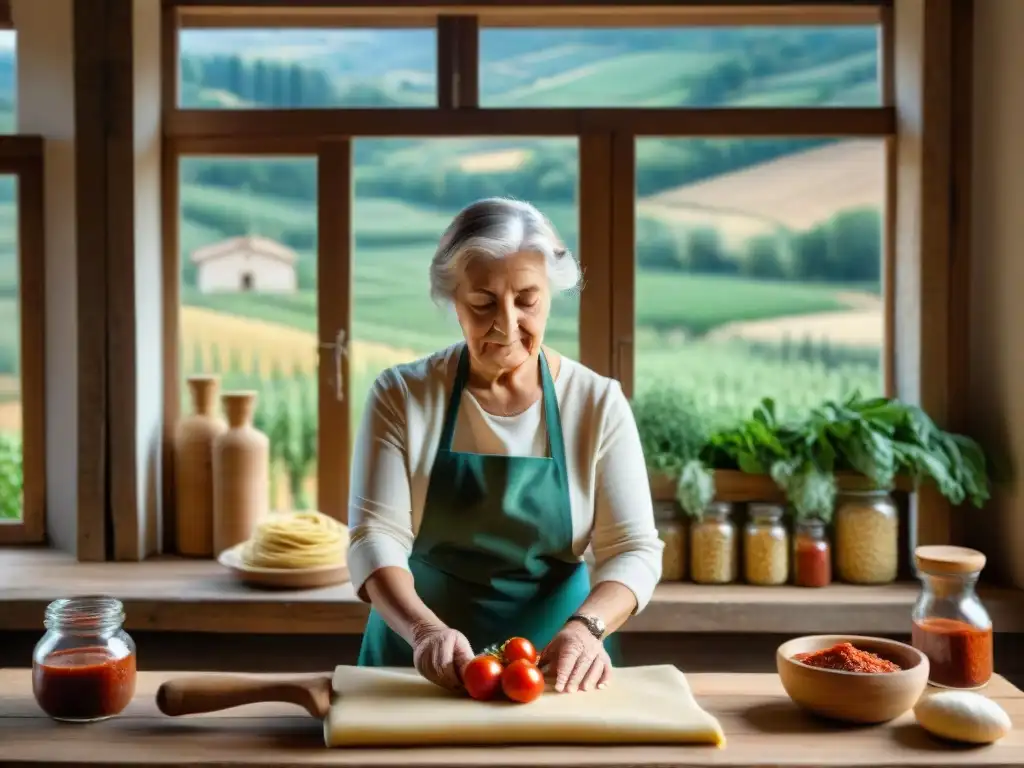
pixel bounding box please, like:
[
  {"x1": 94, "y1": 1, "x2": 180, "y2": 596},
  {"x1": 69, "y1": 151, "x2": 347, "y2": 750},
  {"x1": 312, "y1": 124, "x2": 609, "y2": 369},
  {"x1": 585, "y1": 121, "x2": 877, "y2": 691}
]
[{"x1": 325, "y1": 665, "x2": 725, "y2": 747}]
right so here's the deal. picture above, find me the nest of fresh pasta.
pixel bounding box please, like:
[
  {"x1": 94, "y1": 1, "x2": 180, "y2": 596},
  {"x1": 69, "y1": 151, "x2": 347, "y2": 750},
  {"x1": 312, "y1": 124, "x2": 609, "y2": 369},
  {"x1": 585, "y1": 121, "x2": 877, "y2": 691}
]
[{"x1": 240, "y1": 511, "x2": 350, "y2": 570}]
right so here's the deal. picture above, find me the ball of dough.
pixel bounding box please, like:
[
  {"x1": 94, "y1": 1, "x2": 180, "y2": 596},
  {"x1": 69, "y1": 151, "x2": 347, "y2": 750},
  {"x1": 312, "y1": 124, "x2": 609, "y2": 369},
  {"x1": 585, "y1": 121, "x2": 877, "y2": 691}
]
[{"x1": 914, "y1": 691, "x2": 1012, "y2": 745}]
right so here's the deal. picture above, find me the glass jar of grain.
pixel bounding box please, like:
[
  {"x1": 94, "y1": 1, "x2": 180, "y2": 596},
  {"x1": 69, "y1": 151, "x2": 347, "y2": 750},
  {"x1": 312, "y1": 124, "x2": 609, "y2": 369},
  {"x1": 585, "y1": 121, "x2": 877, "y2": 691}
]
[
  {"x1": 744, "y1": 503, "x2": 789, "y2": 586},
  {"x1": 690, "y1": 502, "x2": 737, "y2": 584},
  {"x1": 835, "y1": 490, "x2": 899, "y2": 584},
  {"x1": 654, "y1": 502, "x2": 686, "y2": 582}
]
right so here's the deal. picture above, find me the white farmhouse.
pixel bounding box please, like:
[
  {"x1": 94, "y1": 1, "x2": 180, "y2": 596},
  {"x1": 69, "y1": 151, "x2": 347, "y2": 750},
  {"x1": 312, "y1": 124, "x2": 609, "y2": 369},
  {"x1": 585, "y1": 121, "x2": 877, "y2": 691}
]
[{"x1": 191, "y1": 235, "x2": 298, "y2": 294}]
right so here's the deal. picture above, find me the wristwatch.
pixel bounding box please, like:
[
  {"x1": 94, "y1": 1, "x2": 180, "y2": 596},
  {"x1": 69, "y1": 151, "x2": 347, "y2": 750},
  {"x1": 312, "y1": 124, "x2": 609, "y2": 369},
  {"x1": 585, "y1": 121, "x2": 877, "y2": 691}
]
[{"x1": 567, "y1": 613, "x2": 606, "y2": 640}]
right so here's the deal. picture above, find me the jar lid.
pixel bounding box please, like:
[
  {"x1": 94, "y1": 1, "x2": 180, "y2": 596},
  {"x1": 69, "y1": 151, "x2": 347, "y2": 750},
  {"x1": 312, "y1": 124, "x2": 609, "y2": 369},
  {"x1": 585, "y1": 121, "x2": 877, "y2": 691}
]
[
  {"x1": 654, "y1": 502, "x2": 680, "y2": 523},
  {"x1": 748, "y1": 503, "x2": 784, "y2": 519},
  {"x1": 914, "y1": 545, "x2": 986, "y2": 575},
  {"x1": 796, "y1": 517, "x2": 826, "y2": 530},
  {"x1": 703, "y1": 501, "x2": 733, "y2": 517}
]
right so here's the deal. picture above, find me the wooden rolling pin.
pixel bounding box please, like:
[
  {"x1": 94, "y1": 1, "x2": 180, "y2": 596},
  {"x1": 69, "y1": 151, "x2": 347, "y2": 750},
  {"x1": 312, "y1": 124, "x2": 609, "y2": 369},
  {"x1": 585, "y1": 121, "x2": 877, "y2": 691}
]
[{"x1": 156, "y1": 674, "x2": 333, "y2": 719}]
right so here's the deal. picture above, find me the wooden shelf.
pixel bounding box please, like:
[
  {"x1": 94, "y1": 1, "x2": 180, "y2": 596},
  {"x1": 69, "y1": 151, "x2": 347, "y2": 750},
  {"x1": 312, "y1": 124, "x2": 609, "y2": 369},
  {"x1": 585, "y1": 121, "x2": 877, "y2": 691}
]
[
  {"x1": 650, "y1": 469, "x2": 916, "y2": 502},
  {"x1": 3, "y1": 548, "x2": 1023, "y2": 636}
]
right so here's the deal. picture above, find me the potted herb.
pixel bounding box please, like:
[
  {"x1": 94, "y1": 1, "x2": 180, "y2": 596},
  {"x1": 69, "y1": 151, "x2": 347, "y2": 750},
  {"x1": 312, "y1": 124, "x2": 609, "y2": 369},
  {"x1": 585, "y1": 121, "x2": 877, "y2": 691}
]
[{"x1": 677, "y1": 393, "x2": 990, "y2": 523}]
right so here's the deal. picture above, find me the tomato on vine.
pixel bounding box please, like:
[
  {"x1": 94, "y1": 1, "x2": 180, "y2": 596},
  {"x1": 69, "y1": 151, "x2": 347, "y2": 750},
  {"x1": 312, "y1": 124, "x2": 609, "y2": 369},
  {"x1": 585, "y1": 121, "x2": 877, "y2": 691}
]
[
  {"x1": 462, "y1": 653, "x2": 504, "y2": 701},
  {"x1": 501, "y1": 659, "x2": 545, "y2": 703},
  {"x1": 501, "y1": 637, "x2": 539, "y2": 665}
]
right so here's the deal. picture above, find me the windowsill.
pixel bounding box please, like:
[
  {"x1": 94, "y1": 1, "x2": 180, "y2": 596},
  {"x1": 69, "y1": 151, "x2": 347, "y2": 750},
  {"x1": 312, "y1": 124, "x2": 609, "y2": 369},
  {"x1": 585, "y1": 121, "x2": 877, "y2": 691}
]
[{"x1": 4, "y1": 547, "x2": 1023, "y2": 635}]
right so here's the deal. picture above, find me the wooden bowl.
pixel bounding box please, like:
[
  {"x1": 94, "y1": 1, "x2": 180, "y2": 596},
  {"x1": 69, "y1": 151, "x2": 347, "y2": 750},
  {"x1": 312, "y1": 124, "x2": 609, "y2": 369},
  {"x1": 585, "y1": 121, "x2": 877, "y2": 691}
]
[{"x1": 776, "y1": 634, "x2": 930, "y2": 724}]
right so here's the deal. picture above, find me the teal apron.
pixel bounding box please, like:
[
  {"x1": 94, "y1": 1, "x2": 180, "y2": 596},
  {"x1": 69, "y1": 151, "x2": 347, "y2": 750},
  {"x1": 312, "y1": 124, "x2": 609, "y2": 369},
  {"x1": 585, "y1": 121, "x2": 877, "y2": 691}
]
[{"x1": 358, "y1": 345, "x2": 621, "y2": 667}]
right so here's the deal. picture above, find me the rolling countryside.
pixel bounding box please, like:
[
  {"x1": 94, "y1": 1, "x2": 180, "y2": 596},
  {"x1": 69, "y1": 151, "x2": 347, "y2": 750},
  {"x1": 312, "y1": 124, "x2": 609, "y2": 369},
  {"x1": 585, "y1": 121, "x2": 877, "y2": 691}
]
[{"x1": 0, "y1": 26, "x2": 886, "y2": 513}]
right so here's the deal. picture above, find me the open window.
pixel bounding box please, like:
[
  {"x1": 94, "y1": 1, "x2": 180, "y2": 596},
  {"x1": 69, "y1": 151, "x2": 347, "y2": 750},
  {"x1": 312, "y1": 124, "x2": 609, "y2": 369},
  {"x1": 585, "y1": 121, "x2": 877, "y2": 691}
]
[{"x1": 159, "y1": 1, "x2": 959, "y2": 560}]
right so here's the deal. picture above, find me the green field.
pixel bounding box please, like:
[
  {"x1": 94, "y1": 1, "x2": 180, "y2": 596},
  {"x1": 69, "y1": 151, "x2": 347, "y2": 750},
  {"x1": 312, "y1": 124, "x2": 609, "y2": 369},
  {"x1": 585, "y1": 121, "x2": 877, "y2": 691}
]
[{"x1": 185, "y1": 268, "x2": 852, "y2": 356}]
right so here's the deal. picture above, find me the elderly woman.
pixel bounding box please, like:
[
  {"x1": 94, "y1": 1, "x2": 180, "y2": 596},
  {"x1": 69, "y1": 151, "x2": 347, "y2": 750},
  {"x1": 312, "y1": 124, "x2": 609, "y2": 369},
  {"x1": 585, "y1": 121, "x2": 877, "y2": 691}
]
[{"x1": 348, "y1": 197, "x2": 663, "y2": 695}]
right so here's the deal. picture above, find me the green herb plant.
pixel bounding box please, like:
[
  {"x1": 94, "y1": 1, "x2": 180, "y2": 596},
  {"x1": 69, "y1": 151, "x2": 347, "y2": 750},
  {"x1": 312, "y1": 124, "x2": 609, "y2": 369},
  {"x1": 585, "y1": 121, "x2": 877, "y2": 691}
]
[{"x1": 675, "y1": 393, "x2": 990, "y2": 523}]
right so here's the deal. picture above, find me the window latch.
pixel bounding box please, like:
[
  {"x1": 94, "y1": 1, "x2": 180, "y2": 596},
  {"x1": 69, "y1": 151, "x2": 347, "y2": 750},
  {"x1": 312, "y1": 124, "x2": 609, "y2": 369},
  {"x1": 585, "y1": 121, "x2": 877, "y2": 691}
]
[{"x1": 318, "y1": 329, "x2": 349, "y2": 402}]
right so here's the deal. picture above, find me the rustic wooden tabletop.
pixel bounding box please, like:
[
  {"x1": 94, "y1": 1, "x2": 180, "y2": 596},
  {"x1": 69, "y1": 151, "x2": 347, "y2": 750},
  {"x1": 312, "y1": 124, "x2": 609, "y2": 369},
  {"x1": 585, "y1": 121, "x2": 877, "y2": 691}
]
[{"x1": 2, "y1": 669, "x2": 1022, "y2": 767}]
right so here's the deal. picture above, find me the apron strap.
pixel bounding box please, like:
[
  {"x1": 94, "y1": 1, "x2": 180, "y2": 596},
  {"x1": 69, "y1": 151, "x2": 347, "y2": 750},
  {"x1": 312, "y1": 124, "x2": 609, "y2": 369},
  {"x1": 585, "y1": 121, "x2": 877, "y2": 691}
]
[
  {"x1": 538, "y1": 350, "x2": 568, "y2": 473},
  {"x1": 438, "y1": 344, "x2": 566, "y2": 472},
  {"x1": 438, "y1": 346, "x2": 471, "y2": 451}
]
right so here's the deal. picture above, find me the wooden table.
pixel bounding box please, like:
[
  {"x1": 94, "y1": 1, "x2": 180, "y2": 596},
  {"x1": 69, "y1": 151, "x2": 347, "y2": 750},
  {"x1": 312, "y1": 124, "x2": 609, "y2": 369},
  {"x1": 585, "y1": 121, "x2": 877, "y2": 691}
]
[{"x1": 2, "y1": 669, "x2": 1023, "y2": 767}]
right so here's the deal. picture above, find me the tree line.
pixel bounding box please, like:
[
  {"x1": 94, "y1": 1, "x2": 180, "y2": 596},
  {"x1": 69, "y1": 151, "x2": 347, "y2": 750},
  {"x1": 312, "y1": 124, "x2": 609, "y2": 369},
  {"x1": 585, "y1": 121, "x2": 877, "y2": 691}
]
[
  {"x1": 178, "y1": 46, "x2": 883, "y2": 288},
  {"x1": 638, "y1": 208, "x2": 882, "y2": 284}
]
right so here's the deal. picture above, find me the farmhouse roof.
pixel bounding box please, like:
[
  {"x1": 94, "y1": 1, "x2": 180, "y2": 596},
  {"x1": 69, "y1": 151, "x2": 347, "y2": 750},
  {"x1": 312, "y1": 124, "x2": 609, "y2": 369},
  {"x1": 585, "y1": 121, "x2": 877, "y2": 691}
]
[{"x1": 190, "y1": 235, "x2": 298, "y2": 266}]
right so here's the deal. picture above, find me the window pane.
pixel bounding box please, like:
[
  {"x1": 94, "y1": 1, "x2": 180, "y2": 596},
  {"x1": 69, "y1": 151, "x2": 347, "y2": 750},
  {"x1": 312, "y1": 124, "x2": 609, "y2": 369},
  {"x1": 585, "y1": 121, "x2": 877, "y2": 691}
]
[
  {"x1": 480, "y1": 26, "x2": 880, "y2": 108},
  {"x1": 351, "y1": 138, "x2": 580, "y2": 435},
  {"x1": 179, "y1": 156, "x2": 319, "y2": 512},
  {"x1": 634, "y1": 138, "x2": 884, "y2": 428},
  {"x1": 0, "y1": 174, "x2": 19, "y2": 520},
  {"x1": 0, "y1": 30, "x2": 16, "y2": 133},
  {"x1": 178, "y1": 28, "x2": 436, "y2": 108}
]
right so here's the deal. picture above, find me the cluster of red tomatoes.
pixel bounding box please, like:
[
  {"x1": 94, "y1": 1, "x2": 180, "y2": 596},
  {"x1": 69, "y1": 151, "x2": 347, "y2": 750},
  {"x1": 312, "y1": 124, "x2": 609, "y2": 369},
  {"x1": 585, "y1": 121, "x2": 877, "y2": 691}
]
[{"x1": 462, "y1": 637, "x2": 545, "y2": 704}]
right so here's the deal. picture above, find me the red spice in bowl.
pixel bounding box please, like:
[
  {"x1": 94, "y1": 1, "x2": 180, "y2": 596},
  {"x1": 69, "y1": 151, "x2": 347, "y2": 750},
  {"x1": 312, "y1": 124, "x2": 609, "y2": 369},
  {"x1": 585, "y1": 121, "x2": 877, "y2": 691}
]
[{"x1": 793, "y1": 642, "x2": 902, "y2": 673}]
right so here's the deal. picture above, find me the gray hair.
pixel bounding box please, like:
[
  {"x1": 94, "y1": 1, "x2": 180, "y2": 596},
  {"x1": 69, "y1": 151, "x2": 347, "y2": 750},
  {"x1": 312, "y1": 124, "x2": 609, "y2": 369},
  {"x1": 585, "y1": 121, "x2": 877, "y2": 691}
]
[{"x1": 429, "y1": 197, "x2": 581, "y2": 304}]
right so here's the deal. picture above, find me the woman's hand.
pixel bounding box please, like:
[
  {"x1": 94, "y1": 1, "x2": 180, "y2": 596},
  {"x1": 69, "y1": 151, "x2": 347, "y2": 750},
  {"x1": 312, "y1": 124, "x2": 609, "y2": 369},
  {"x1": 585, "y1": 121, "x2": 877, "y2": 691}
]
[
  {"x1": 539, "y1": 622, "x2": 611, "y2": 693},
  {"x1": 411, "y1": 622, "x2": 475, "y2": 692}
]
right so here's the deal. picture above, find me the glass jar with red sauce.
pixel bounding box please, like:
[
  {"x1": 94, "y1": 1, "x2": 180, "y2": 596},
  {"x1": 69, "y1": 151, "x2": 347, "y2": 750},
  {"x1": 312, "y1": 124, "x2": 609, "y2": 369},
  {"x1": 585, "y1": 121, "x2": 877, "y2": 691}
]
[
  {"x1": 911, "y1": 546, "x2": 993, "y2": 690},
  {"x1": 32, "y1": 596, "x2": 137, "y2": 722},
  {"x1": 793, "y1": 519, "x2": 832, "y2": 588}
]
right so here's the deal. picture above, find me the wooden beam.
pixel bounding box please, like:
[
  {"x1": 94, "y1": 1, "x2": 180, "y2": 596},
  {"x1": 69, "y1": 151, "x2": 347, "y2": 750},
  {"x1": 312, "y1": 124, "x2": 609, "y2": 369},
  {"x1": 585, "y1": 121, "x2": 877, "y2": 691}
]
[
  {"x1": 177, "y1": 7, "x2": 437, "y2": 27},
  {"x1": 946, "y1": 0, "x2": 973, "y2": 439},
  {"x1": 174, "y1": 3, "x2": 883, "y2": 27},
  {"x1": 609, "y1": 133, "x2": 635, "y2": 396},
  {"x1": 437, "y1": 16, "x2": 478, "y2": 109},
  {"x1": 13, "y1": 158, "x2": 46, "y2": 545},
  {"x1": 577, "y1": 134, "x2": 612, "y2": 378},
  {"x1": 105, "y1": 0, "x2": 143, "y2": 561},
  {"x1": 0, "y1": 152, "x2": 46, "y2": 545},
  {"x1": 891, "y1": 0, "x2": 960, "y2": 549},
  {"x1": 0, "y1": 136, "x2": 43, "y2": 160},
  {"x1": 168, "y1": 137, "x2": 320, "y2": 155},
  {"x1": 167, "y1": 0, "x2": 888, "y2": 9},
  {"x1": 161, "y1": 2, "x2": 181, "y2": 554},
  {"x1": 880, "y1": 5, "x2": 896, "y2": 397},
  {"x1": 73, "y1": 0, "x2": 111, "y2": 562},
  {"x1": 945, "y1": 0, "x2": 973, "y2": 543},
  {"x1": 316, "y1": 141, "x2": 353, "y2": 524},
  {"x1": 165, "y1": 107, "x2": 895, "y2": 140}
]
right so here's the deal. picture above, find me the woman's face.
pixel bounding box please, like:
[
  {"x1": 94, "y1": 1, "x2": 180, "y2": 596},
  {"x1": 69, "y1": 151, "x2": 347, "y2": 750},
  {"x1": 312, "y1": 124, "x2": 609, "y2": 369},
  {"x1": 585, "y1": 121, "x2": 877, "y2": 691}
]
[{"x1": 454, "y1": 250, "x2": 551, "y2": 375}]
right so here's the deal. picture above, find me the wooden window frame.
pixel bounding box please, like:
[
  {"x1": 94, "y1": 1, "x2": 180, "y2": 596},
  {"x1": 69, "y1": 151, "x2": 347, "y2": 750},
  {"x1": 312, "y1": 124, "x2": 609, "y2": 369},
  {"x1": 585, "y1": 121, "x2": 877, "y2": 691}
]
[
  {"x1": 0, "y1": 135, "x2": 47, "y2": 545},
  {"x1": 160, "y1": 0, "x2": 964, "y2": 551}
]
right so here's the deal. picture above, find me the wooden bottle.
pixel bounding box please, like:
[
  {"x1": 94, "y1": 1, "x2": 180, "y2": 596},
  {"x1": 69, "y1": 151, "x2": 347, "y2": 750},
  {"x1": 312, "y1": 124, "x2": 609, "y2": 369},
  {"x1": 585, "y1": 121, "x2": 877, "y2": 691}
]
[
  {"x1": 174, "y1": 376, "x2": 227, "y2": 557},
  {"x1": 212, "y1": 391, "x2": 270, "y2": 556}
]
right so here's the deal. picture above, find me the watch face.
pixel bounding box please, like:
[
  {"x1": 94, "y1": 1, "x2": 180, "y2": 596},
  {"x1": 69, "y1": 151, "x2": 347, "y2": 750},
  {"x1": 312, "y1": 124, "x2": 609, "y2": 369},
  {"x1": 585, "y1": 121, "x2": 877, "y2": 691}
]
[{"x1": 575, "y1": 614, "x2": 604, "y2": 637}]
